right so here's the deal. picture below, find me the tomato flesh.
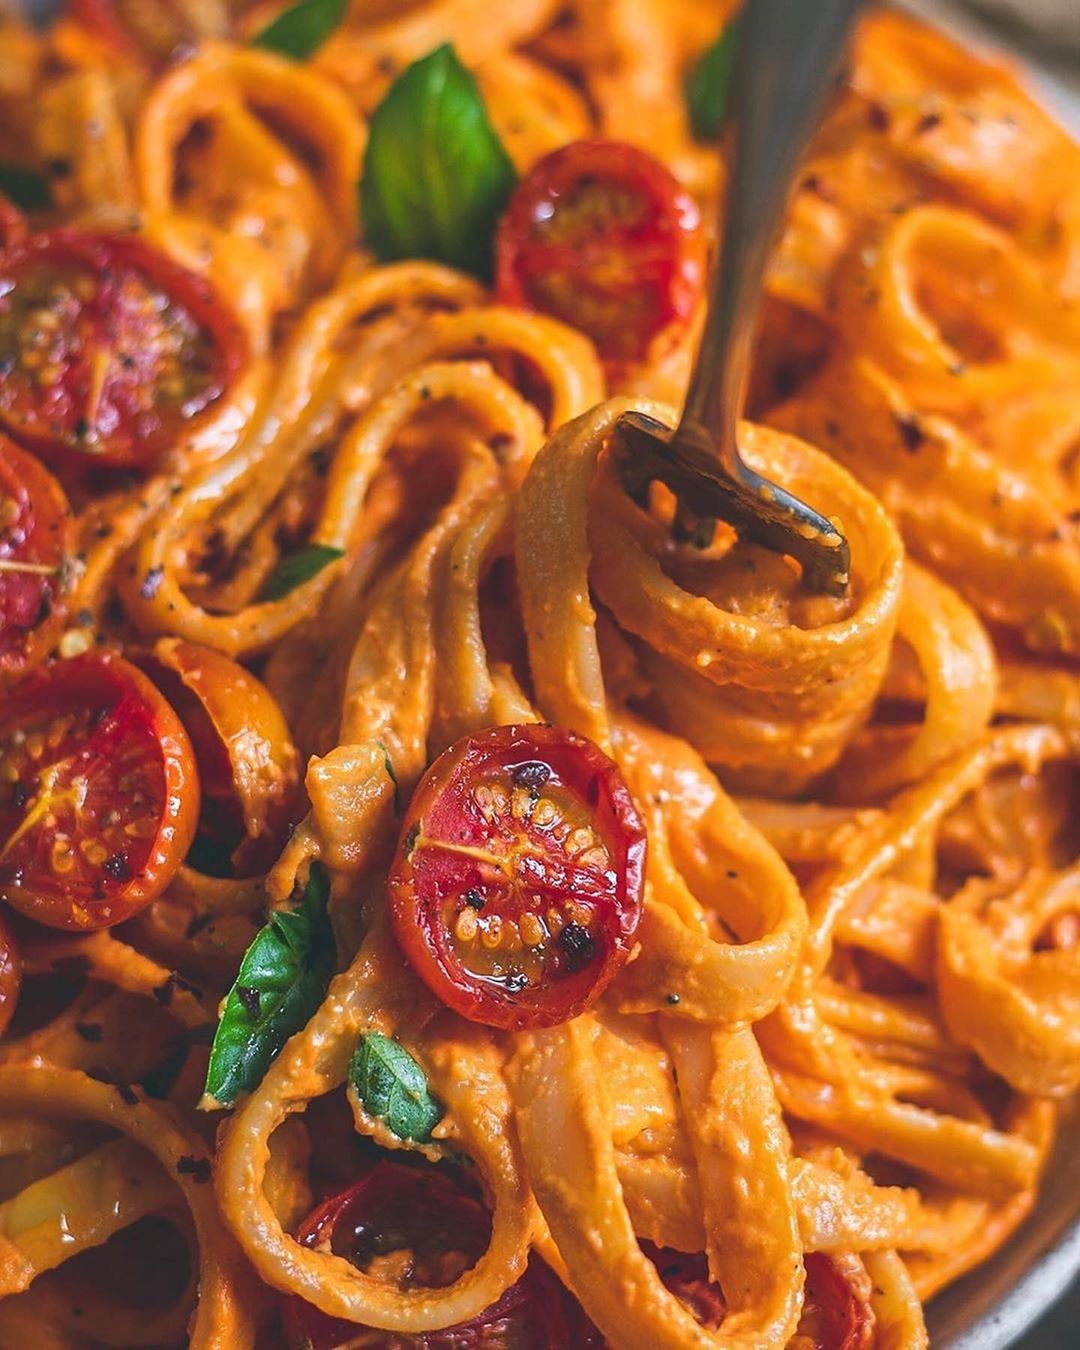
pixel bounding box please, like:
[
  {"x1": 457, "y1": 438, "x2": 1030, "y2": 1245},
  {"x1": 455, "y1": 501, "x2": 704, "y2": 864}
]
[
  {"x1": 494, "y1": 139, "x2": 704, "y2": 365},
  {"x1": 0, "y1": 652, "x2": 199, "y2": 930},
  {"x1": 282, "y1": 1161, "x2": 592, "y2": 1349},
  {"x1": 0, "y1": 434, "x2": 73, "y2": 682},
  {"x1": 0, "y1": 908, "x2": 21, "y2": 1036},
  {"x1": 642, "y1": 1245, "x2": 875, "y2": 1347},
  {"x1": 387, "y1": 725, "x2": 645, "y2": 1031},
  {"x1": 0, "y1": 230, "x2": 246, "y2": 469}
]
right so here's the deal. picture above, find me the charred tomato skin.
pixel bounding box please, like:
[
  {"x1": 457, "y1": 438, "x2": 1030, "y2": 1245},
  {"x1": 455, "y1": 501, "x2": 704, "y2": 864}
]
[
  {"x1": 0, "y1": 651, "x2": 199, "y2": 930},
  {"x1": 0, "y1": 434, "x2": 74, "y2": 684},
  {"x1": 282, "y1": 1161, "x2": 593, "y2": 1350},
  {"x1": 494, "y1": 138, "x2": 704, "y2": 367},
  {"x1": 0, "y1": 228, "x2": 247, "y2": 470},
  {"x1": 387, "y1": 724, "x2": 645, "y2": 1032}
]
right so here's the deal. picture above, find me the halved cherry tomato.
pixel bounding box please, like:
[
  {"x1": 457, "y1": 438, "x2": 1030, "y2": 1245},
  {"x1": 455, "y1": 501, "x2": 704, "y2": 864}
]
[
  {"x1": 136, "y1": 638, "x2": 299, "y2": 872},
  {"x1": 0, "y1": 434, "x2": 74, "y2": 683},
  {"x1": 0, "y1": 229, "x2": 247, "y2": 470},
  {"x1": 387, "y1": 725, "x2": 645, "y2": 1031},
  {"x1": 0, "y1": 652, "x2": 199, "y2": 930},
  {"x1": 642, "y1": 1242, "x2": 726, "y2": 1330},
  {"x1": 0, "y1": 908, "x2": 21, "y2": 1036},
  {"x1": 799, "y1": 1252, "x2": 875, "y2": 1350},
  {"x1": 282, "y1": 1161, "x2": 593, "y2": 1349},
  {"x1": 642, "y1": 1245, "x2": 875, "y2": 1348},
  {"x1": 494, "y1": 139, "x2": 705, "y2": 366}
]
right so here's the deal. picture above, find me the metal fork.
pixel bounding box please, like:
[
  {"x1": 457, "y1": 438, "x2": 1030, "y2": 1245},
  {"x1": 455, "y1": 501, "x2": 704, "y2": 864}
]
[{"x1": 615, "y1": 0, "x2": 864, "y2": 596}]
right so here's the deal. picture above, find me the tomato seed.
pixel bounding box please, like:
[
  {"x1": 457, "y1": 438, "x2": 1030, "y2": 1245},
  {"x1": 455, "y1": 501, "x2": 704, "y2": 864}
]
[
  {"x1": 565, "y1": 826, "x2": 595, "y2": 856},
  {"x1": 578, "y1": 846, "x2": 610, "y2": 869},
  {"x1": 481, "y1": 916, "x2": 503, "y2": 949},
  {"x1": 455, "y1": 908, "x2": 479, "y2": 942},
  {"x1": 50, "y1": 838, "x2": 74, "y2": 874},
  {"x1": 532, "y1": 797, "x2": 557, "y2": 827},
  {"x1": 520, "y1": 912, "x2": 545, "y2": 947},
  {"x1": 80, "y1": 839, "x2": 108, "y2": 866}
]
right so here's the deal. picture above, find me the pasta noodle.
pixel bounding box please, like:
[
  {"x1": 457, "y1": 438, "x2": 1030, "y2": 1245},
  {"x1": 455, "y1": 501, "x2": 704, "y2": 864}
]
[{"x1": 0, "y1": 2, "x2": 1078, "y2": 1347}]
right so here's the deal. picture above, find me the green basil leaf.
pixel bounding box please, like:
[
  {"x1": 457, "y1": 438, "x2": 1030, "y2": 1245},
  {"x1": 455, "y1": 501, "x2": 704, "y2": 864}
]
[
  {"x1": 250, "y1": 0, "x2": 348, "y2": 60},
  {"x1": 260, "y1": 543, "x2": 344, "y2": 602},
  {"x1": 686, "y1": 24, "x2": 739, "y2": 142},
  {"x1": 361, "y1": 43, "x2": 516, "y2": 279},
  {"x1": 0, "y1": 164, "x2": 51, "y2": 212},
  {"x1": 202, "y1": 863, "x2": 334, "y2": 1108},
  {"x1": 349, "y1": 1032, "x2": 442, "y2": 1142}
]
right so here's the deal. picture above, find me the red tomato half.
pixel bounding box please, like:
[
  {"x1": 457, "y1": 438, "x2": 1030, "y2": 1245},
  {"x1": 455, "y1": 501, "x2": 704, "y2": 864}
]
[
  {"x1": 800, "y1": 1252, "x2": 875, "y2": 1350},
  {"x1": 282, "y1": 1161, "x2": 591, "y2": 1350},
  {"x1": 642, "y1": 1243, "x2": 726, "y2": 1331},
  {"x1": 642, "y1": 1245, "x2": 875, "y2": 1348},
  {"x1": 387, "y1": 725, "x2": 645, "y2": 1031},
  {"x1": 494, "y1": 139, "x2": 704, "y2": 366},
  {"x1": 0, "y1": 435, "x2": 74, "y2": 683},
  {"x1": 0, "y1": 652, "x2": 199, "y2": 930},
  {"x1": 0, "y1": 229, "x2": 247, "y2": 469}
]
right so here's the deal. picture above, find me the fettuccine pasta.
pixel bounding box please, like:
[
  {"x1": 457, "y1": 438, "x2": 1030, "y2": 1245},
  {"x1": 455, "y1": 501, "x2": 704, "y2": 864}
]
[{"x1": 0, "y1": 2, "x2": 1078, "y2": 1347}]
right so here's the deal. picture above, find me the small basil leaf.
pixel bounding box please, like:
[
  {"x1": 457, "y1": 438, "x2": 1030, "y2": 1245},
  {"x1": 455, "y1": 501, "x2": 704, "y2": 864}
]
[
  {"x1": 0, "y1": 164, "x2": 51, "y2": 212},
  {"x1": 260, "y1": 543, "x2": 344, "y2": 602},
  {"x1": 686, "y1": 24, "x2": 739, "y2": 142},
  {"x1": 349, "y1": 1032, "x2": 442, "y2": 1142},
  {"x1": 361, "y1": 43, "x2": 516, "y2": 279},
  {"x1": 251, "y1": 0, "x2": 348, "y2": 60},
  {"x1": 202, "y1": 863, "x2": 334, "y2": 1107}
]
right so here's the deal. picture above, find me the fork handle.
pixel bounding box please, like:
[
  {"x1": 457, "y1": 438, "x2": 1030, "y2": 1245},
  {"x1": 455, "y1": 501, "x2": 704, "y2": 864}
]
[{"x1": 680, "y1": 0, "x2": 865, "y2": 476}]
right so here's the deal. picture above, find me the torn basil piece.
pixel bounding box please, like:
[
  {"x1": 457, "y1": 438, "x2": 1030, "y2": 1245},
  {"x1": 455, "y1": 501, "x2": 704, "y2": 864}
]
[{"x1": 349, "y1": 1032, "x2": 442, "y2": 1142}]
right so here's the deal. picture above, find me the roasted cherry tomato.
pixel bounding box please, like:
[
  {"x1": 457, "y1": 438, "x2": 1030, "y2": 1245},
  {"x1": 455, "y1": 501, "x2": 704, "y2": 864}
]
[
  {"x1": 0, "y1": 908, "x2": 21, "y2": 1036},
  {"x1": 387, "y1": 725, "x2": 645, "y2": 1031},
  {"x1": 0, "y1": 652, "x2": 199, "y2": 930},
  {"x1": 0, "y1": 229, "x2": 247, "y2": 469},
  {"x1": 494, "y1": 139, "x2": 704, "y2": 366},
  {"x1": 282, "y1": 1161, "x2": 592, "y2": 1350},
  {"x1": 643, "y1": 1245, "x2": 874, "y2": 1348},
  {"x1": 799, "y1": 1252, "x2": 875, "y2": 1350},
  {"x1": 643, "y1": 1243, "x2": 726, "y2": 1330},
  {"x1": 0, "y1": 434, "x2": 74, "y2": 683},
  {"x1": 136, "y1": 638, "x2": 299, "y2": 871}
]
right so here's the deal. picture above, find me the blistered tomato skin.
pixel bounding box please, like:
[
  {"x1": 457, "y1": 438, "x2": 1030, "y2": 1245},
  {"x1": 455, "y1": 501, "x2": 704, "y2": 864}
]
[
  {"x1": 0, "y1": 229, "x2": 247, "y2": 470},
  {"x1": 387, "y1": 724, "x2": 646, "y2": 1031},
  {"x1": 494, "y1": 138, "x2": 705, "y2": 367},
  {"x1": 282, "y1": 1162, "x2": 596, "y2": 1349},
  {"x1": 0, "y1": 434, "x2": 74, "y2": 684},
  {"x1": 0, "y1": 651, "x2": 199, "y2": 930}
]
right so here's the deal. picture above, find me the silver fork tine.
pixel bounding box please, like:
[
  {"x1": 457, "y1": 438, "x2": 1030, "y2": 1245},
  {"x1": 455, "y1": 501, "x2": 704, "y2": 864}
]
[{"x1": 615, "y1": 0, "x2": 865, "y2": 596}]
